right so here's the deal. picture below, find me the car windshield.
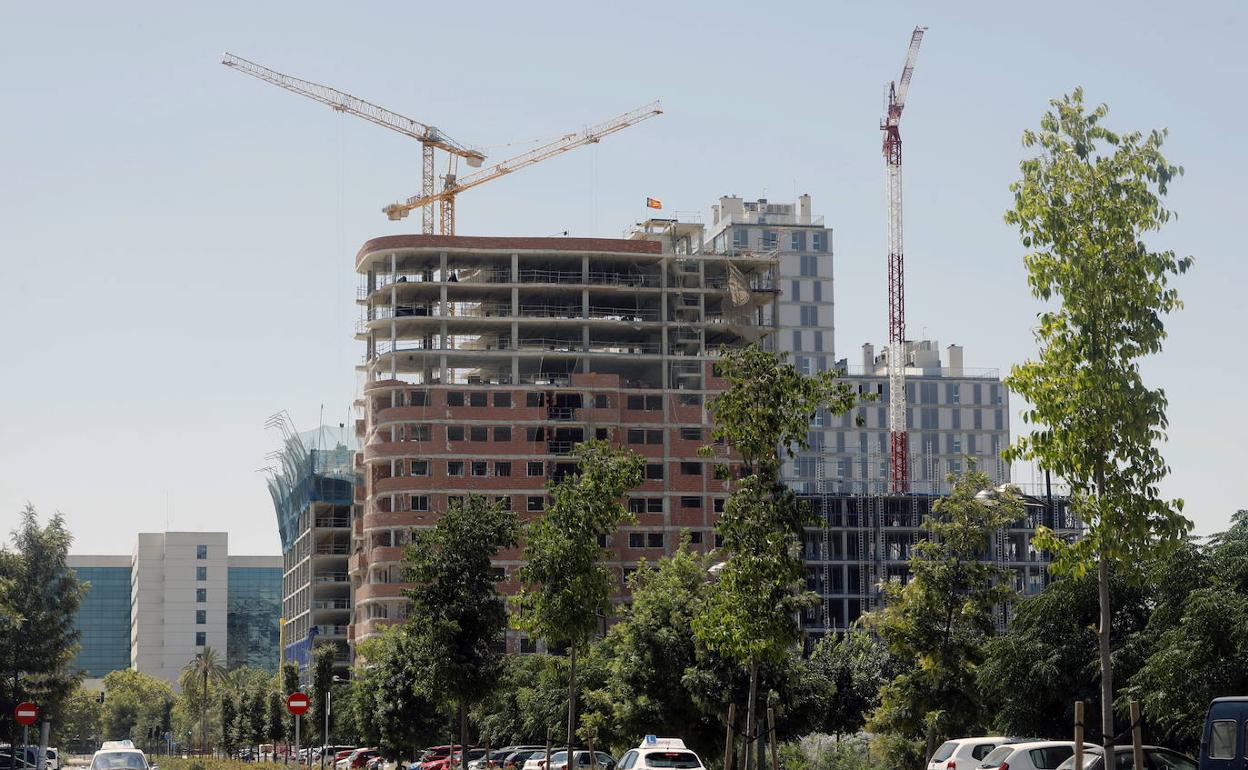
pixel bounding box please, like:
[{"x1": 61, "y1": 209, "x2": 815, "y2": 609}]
[
  {"x1": 644, "y1": 752, "x2": 700, "y2": 769},
  {"x1": 91, "y1": 752, "x2": 148, "y2": 770},
  {"x1": 932, "y1": 743, "x2": 958, "y2": 763},
  {"x1": 981, "y1": 747, "x2": 1014, "y2": 768}
]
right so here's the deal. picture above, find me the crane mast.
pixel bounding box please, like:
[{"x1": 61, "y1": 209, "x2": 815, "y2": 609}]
[{"x1": 882, "y1": 26, "x2": 926, "y2": 494}]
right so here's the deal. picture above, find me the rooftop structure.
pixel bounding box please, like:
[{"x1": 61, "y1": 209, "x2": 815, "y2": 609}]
[
  {"x1": 264, "y1": 418, "x2": 358, "y2": 675},
  {"x1": 350, "y1": 227, "x2": 778, "y2": 650}
]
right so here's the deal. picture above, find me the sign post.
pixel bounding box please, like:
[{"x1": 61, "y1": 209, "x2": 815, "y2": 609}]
[
  {"x1": 287, "y1": 693, "x2": 309, "y2": 767},
  {"x1": 14, "y1": 703, "x2": 38, "y2": 770}
]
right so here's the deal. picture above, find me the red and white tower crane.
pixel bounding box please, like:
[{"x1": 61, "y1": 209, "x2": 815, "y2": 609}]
[{"x1": 881, "y1": 26, "x2": 926, "y2": 494}]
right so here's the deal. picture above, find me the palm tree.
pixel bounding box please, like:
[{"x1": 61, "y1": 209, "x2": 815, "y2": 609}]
[{"x1": 180, "y1": 647, "x2": 225, "y2": 754}]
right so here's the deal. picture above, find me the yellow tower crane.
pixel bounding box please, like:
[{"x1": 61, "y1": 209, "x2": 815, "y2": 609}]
[
  {"x1": 222, "y1": 52, "x2": 661, "y2": 235},
  {"x1": 382, "y1": 100, "x2": 662, "y2": 234}
]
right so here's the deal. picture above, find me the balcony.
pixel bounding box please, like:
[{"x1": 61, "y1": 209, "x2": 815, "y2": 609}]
[
  {"x1": 315, "y1": 543, "x2": 350, "y2": 555},
  {"x1": 313, "y1": 599, "x2": 351, "y2": 611},
  {"x1": 312, "y1": 624, "x2": 348, "y2": 638},
  {"x1": 314, "y1": 517, "x2": 350, "y2": 529},
  {"x1": 314, "y1": 573, "x2": 349, "y2": 584}
]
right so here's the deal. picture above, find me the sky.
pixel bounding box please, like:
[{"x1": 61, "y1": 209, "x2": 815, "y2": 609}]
[{"x1": 1, "y1": 0, "x2": 1243, "y2": 555}]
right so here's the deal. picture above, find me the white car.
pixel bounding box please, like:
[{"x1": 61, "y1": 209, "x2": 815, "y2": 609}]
[
  {"x1": 46, "y1": 749, "x2": 60, "y2": 770},
  {"x1": 977, "y1": 742, "x2": 1096, "y2": 770},
  {"x1": 617, "y1": 738, "x2": 705, "y2": 770},
  {"x1": 930, "y1": 737, "x2": 1017, "y2": 770},
  {"x1": 89, "y1": 748, "x2": 151, "y2": 770}
]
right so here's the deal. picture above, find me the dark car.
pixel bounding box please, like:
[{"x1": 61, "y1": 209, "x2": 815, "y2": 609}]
[
  {"x1": 1056, "y1": 746, "x2": 1195, "y2": 770},
  {"x1": 1202, "y1": 698, "x2": 1248, "y2": 770}
]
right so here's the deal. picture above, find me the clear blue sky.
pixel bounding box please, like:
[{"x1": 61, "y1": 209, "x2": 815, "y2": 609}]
[{"x1": 1, "y1": 0, "x2": 1242, "y2": 554}]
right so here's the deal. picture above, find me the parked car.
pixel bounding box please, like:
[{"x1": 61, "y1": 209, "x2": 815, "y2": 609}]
[
  {"x1": 617, "y1": 737, "x2": 705, "y2": 770},
  {"x1": 932, "y1": 738, "x2": 1020, "y2": 770},
  {"x1": 535, "y1": 751, "x2": 616, "y2": 770},
  {"x1": 1055, "y1": 745, "x2": 1196, "y2": 770},
  {"x1": 978, "y1": 742, "x2": 1097, "y2": 770},
  {"x1": 1202, "y1": 697, "x2": 1248, "y2": 770},
  {"x1": 434, "y1": 749, "x2": 488, "y2": 770},
  {"x1": 472, "y1": 748, "x2": 546, "y2": 770},
  {"x1": 501, "y1": 749, "x2": 548, "y2": 770},
  {"x1": 418, "y1": 747, "x2": 464, "y2": 770},
  {"x1": 45, "y1": 748, "x2": 60, "y2": 770}
]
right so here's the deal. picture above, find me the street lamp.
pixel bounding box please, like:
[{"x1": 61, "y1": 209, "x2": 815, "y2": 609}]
[{"x1": 322, "y1": 676, "x2": 344, "y2": 770}]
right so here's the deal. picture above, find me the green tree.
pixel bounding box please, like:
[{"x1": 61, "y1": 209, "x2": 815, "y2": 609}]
[
  {"x1": 358, "y1": 630, "x2": 445, "y2": 758},
  {"x1": 590, "y1": 543, "x2": 719, "y2": 753},
  {"x1": 1003, "y1": 87, "x2": 1192, "y2": 753},
  {"x1": 280, "y1": 662, "x2": 300, "y2": 750},
  {"x1": 241, "y1": 685, "x2": 267, "y2": 757},
  {"x1": 404, "y1": 494, "x2": 519, "y2": 770},
  {"x1": 268, "y1": 690, "x2": 286, "y2": 754},
  {"x1": 308, "y1": 644, "x2": 336, "y2": 748},
  {"x1": 864, "y1": 468, "x2": 1021, "y2": 765},
  {"x1": 515, "y1": 440, "x2": 644, "y2": 764},
  {"x1": 178, "y1": 648, "x2": 225, "y2": 753},
  {"x1": 100, "y1": 670, "x2": 174, "y2": 752},
  {"x1": 805, "y1": 630, "x2": 895, "y2": 740},
  {"x1": 692, "y1": 345, "x2": 857, "y2": 770},
  {"x1": 1126, "y1": 511, "x2": 1248, "y2": 752},
  {"x1": 471, "y1": 653, "x2": 580, "y2": 749},
  {"x1": 978, "y1": 570, "x2": 1153, "y2": 743},
  {"x1": 58, "y1": 687, "x2": 102, "y2": 752},
  {"x1": 0, "y1": 505, "x2": 87, "y2": 744},
  {"x1": 220, "y1": 695, "x2": 238, "y2": 757}
]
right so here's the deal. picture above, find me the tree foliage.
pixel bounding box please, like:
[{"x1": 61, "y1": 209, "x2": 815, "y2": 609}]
[
  {"x1": 805, "y1": 630, "x2": 895, "y2": 739},
  {"x1": 865, "y1": 468, "x2": 1022, "y2": 757},
  {"x1": 101, "y1": 669, "x2": 174, "y2": 751},
  {"x1": 1003, "y1": 86, "x2": 1192, "y2": 751},
  {"x1": 308, "y1": 644, "x2": 337, "y2": 747},
  {"x1": 350, "y1": 630, "x2": 445, "y2": 760},
  {"x1": 0, "y1": 504, "x2": 86, "y2": 739}
]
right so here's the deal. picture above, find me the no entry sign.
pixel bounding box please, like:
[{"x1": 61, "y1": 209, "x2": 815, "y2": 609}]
[
  {"x1": 14, "y1": 702, "x2": 38, "y2": 726},
  {"x1": 286, "y1": 692, "x2": 309, "y2": 716}
]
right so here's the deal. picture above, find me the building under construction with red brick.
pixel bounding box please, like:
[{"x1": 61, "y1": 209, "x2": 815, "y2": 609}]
[{"x1": 348, "y1": 220, "x2": 778, "y2": 652}]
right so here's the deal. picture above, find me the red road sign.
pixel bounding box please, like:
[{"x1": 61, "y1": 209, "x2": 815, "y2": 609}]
[
  {"x1": 286, "y1": 692, "x2": 309, "y2": 716},
  {"x1": 14, "y1": 702, "x2": 38, "y2": 726}
]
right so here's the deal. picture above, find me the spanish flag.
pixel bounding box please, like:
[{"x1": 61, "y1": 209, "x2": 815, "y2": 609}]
[{"x1": 646, "y1": 197, "x2": 662, "y2": 209}]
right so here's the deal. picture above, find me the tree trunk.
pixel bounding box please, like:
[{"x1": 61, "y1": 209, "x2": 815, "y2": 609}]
[
  {"x1": 460, "y1": 701, "x2": 469, "y2": 770},
  {"x1": 567, "y1": 645, "x2": 577, "y2": 770},
  {"x1": 743, "y1": 659, "x2": 758, "y2": 770},
  {"x1": 1098, "y1": 552, "x2": 1114, "y2": 755},
  {"x1": 203, "y1": 669, "x2": 209, "y2": 755}
]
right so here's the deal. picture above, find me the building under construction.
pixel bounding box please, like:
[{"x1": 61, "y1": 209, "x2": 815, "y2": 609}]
[
  {"x1": 264, "y1": 416, "x2": 358, "y2": 675},
  {"x1": 350, "y1": 222, "x2": 777, "y2": 650},
  {"x1": 798, "y1": 488, "x2": 1080, "y2": 644}
]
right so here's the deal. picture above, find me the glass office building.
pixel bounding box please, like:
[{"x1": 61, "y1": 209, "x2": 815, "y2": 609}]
[
  {"x1": 68, "y1": 557, "x2": 132, "y2": 679},
  {"x1": 227, "y1": 562, "x2": 283, "y2": 672}
]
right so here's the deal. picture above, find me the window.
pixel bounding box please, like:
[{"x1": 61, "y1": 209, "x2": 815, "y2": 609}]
[
  {"x1": 410, "y1": 495, "x2": 429, "y2": 511},
  {"x1": 196, "y1": 610, "x2": 206, "y2": 625},
  {"x1": 790, "y1": 231, "x2": 806, "y2": 251},
  {"x1": 948, "y1": 383, "x2": 961, "y2": 404},
  {"x1": 680, "y1": 427, "x2": 703, "y2": 441},
  {"x1": 799, "y1": 305, "x2": 819, "y2": 326},
  {"x1": 732, "y1": 228, "x2": 748, "y2": 248},
  {"x1": 680, "y1": 496, "x2": 701, "y2": 509},
  {"x1": 594, "y1": 394, "x2": 609, "y2": 408},
  {"x1": 1209, "y1": 721, "x2": 1235, "y2": 759},
  {"x1": 628, "y1": 498, "x2": 647, "y2": 514},
  {"x1": 447, "y1": 392, "x2": 465, "y2": 406},
  {"x1": 448, "y1": 426, "x2": 465, "y2": 441},
  {"x1": 678, "y1": 393, "x2": 702, "y2": 406},
  {"x1": 469, "y1": 392, "x2": 487, "y2": 407},
  {"x1": 494, "y1": 392, "x2": 512, "y2": 407},
  {"x1": 715, "y1": 534, "x2": 724, "y2": 548},
  {"x1": 468, "y1": 426, "x2": 487, "y2": 441},
  {"x1": 814, "y1": 331, "x2": 824, "y2": 351},
  {"x1": 790, "y1": 280, "x2": 801, "y2": 302},
  {"x1": 595, "y1": 428, "x2": 610, "y2": 440},
  {"x1": 493, "y1": 427, "x2": 512, "y2": 442},
  {"x1": 195, "y1": 632, "x2": 206, "y2": 646},
  {"x1": 519, "y1": 637, "x2": 537, "y2": 654},
  {"x1": 762, "y1": 230, "x2": 777, "y2": 249},
  {"x1": 526, "y1": 427, "x2": 544, "y2": 441},
  {"x1": 800, "y1": 254, "x2": 817, "y2": 276},
  {"x1": 627, "y1": 429, "x2": 646, "y2": 445},
  {"x1": 1027, "y1": 748, "x2": 1074, "y2": 770},
  {"x1": 627, "y1": 395, "x2": 663, "y2": 411},
  {"x1": 448, "y1": 495, "x2": 464, "y2": 508},
  {"x1": 812, "y1": 281, "x2": 822, "y2": 301},
  {"x1": 527, "y1": 461, "x2": 544, "y2": 476},
  {"x1": 647, "y1": 533, "x2": 664, "y2": 548},
  {"x1": 447, "y1": 461, "x2": 464, "y2": 476},
  {"x1": 471, "y1": 461, "x2": 488, "y2": 477},
  {"x1": 680, "y1": 462, "x2": 702, "y2": 476},
  {"x1": 526, "y1": 392, "x2": 543, "y2": 407},
  {"x1": 645, "y1": 463, "x2": 664, "y2": 480},
  {"x1": 713, "y1": 498, "x2": 725, "y2": 513},
  {"x1": 527, "y1": 496, "x2": 545, "y2": 512},
  {"x1": 196, "y1": 566, "x2": 207, "y2": 581},
  {"x1": 409, "y1": 390, "x2": 429, "y2": 406},
  {"x1": 792, "y1": 330, "x2": 802, "y2": 351},
  {"x1": 196, "y1": 588, "x2": 206, "y2": 602},
  {"x1": 495, "y1": 462, "x2": 512, "y2": 477},
  {"x1": 196, "y1": 544, "x2": 207, "y2": 559},
  {"x1": 405, "y1": 424, "x2": 431, "y2": 441},
  {"x1": 688, "y1": 531, "x2": 704, "y2": 544},
  {"x1": 410, "y1": 460, "x2": 429, "y2": 476},
  {"x1": 647, "y1": 498, "x2": 664, "y2": 513},
  {"x1": 628, "y1": 533, "x2": 645, "y2": 548},
  {"x1": 812, "y1": 232, "x2": 827, "y2": 251}
]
